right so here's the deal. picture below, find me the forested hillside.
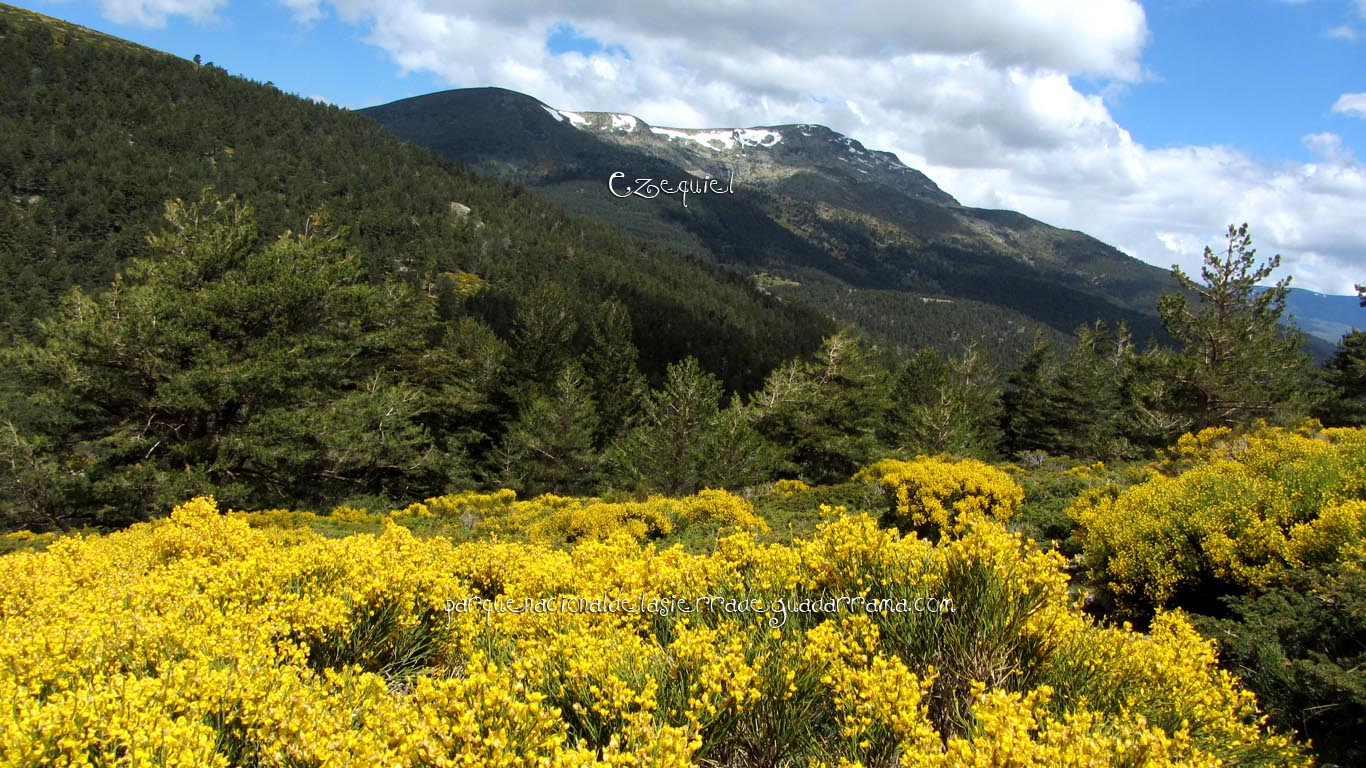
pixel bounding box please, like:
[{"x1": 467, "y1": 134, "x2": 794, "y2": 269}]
[
  {"x1": 363, "y1": 88, "x2": 1178, "y2": 359},
  {"x1": 0, "y1": 3, "x2": 838, "y2": 524},
  {"x1": 3, "y1": 3, "x2": 1364, "y2": 532},
  {"x1": 0, "y1": 4, "x2": 828, "y2": 376}
]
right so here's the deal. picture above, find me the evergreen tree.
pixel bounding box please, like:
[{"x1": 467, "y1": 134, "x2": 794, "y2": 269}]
[
  {"x1": 702, "y1": 397, "x2": 780, "y2": 490},
  {"x1": 1315, "y1": 331, "x2": 1366, "y2": 427},
  {"x1": 496, "y1": 361, "x2": 599, "y2": 495},
  {"x1": 999, "y1": 332, "x2": 1060, "y2": 457},
  {"x1": 1156, "y1": 224, "x2": 1316, "y2": 429},
  {"x1": 510, "y1": 281, "x2": 579, "y2": 396},
  {"x1": 1051, "y1": 321, "x2": 1141, "y2": 459},
  {"x1": 1, "y1": 192, "x2": 451, "y2": 527},
  {"x1": 751, "y1": 331, "x2": 890, "y2": 484},
  {"x1": 416, "y1": 315, "x2": 511, "y2": 479},
  {"x1": 608, "y1": 358, "x2": 772, "y2": 495},
  {"x1": 887, "y1": 342, "x2": 1002, "y2": 458},
  {"x1": 583, "y1": 298, "x2": 646, "y2": 447}
]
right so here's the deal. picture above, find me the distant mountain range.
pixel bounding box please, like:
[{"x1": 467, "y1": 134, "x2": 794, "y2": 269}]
[
  {"x1": 364, "y1": 88, "x2": 1356, "y2": 357},
  {"x1": 1278, "y1": 288, "x2": 1363, "y2": 344},
  {"x1": 363, "y1": 88, "x2": 1183, "y2": 357}
]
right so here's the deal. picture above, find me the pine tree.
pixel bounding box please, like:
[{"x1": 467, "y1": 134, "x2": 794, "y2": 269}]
[
  {"x1": 496, "y1": 361, "x2": 599, "y2": 495},
  {"x1": 1052, "y1": 321, "x2": 1140, "y2": 458},
  {"x1": 1000, "y1": 332, "x2": 1060, "y2": 457},
  {"x1": 583, "y1": 298, "x2": 646, "y2": 447},
  {"x1": 510, "y1": 281, "x2": 579, "y2": 396},
  {"x1": 608, "y1": 357, "x2": 772, "y2": 494},
  {"x1": 1156, "y1": 224, "x2": 1316, "y2": 429},
  {"x1": 887, "y1": 342, "x2": 1002, "y2": 458},
  {"x1": 2, "y1": 192, "x2": 451, "y2": 526},
  {"x1": 1315, "y1": 331, "x2": 1366, "y2": 427},
  {"x1": 751, "y1": 331, "x2": 890, "y2": 484}
]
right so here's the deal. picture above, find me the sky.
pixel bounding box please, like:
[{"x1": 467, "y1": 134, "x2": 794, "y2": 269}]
[{"x1": 19, "y1": 0, "x2": 1366, "y2": 295}]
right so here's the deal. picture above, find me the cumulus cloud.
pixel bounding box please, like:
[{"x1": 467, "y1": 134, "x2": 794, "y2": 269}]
[
  {"x1": 96, "y1": 0, "x2": 223, "y2": 26},
  {"x1": 292, "y1": 0, "x2": 1361, "y2": 294},
  {"x1": 1333, "y1": 92, "x2": 1366, "y2": 118}
]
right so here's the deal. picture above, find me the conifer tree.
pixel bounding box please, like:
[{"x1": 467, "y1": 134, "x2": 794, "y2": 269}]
[
  {"x1": 1, "y1": 192, "x2": 451, "y2": 526},
  {"x1": 583, "y1": 298, "x2": 646, "y2": 447},
  {"x1": 608, "y1": 357, "x2": 772, "y2": 494},
  {"x1": 1051, "y1": 321, "x2": 1140, "y2": 458},
  {"x1": 1157, "y1": 224, "x2": 1315, "y2": 429},
  {"x1": 496, "y1": 361, "x2": 599, "y2": 495},
  {"x1": 511, "y1": 281, "x2": 579, "y2": 396},
  {"x1": 751, "y1": 331, "x2": 889, "y2": 484},
  {"x1": 1316, "y1": 331, "x2": 1366, "y2": 427},
  {"x1": 888, "y1": 342, "x2": 1001, "y2": 458},
  {"x1": 999, "y1": 332, "x2": 1060, "y2": 457}
]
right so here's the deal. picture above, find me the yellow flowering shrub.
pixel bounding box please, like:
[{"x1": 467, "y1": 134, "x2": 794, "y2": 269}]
[
  {"x1": 397, "y1": 488, "x2": 762, "y2": 545},
  {"x1": 856, "y1": 456, "x2": 1023, "y2": 536},
  {"x1": 0, "y1": 495, "x2": 1307, "y2": 767},
  {"x1": 1070, "y1": 424, "x2": 1366, "y2": 616},
  {"x1": 1287, "y1": 499, "x2": 1366, "y2": 567},
  {"x1": 771, "y1": 478, "x2": 812, "y2": 497},
  {"x1": 673, "y1": 489, "x2": 769, "y2": 534},
  {"x1": 0, "y1": 529, "x2": 59, "y2": 554}
]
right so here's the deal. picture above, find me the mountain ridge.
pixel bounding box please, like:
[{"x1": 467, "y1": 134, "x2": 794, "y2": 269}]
[{"x1": 362, "y1": 87, "x2": 1183, "y2": 357}]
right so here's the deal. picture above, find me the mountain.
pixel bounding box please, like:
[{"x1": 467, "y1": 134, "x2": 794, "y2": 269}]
[
  {"x1": 1278, "y1": 287, "x2": 1364, "y2": 344},
  {"x1": 363, "y1": 87, "x2": 1182, "y2": 357},
  {"x1": 0, "y1": 2, "x2": 843, "y2": 522},
  {"x1": 0, "y1": 4, "x2": 828, "y2": 393}
]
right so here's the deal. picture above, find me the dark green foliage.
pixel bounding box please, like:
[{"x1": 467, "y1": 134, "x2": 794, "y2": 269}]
[
  {"x1": 2, "y1": 194, "x2": 455, "y2": 527},
  {"x1": 1157, "y1": 224, "x2": 1318, "y2": 429},
  {"x1": 583, "y1": 298, "x2": 646, "y2": 446},
  {"x1": 496, "y1": 362, "x2": 599, "y2": 496},
  {"x1": 1049, "y1": 322, "x2": 1146, "y2": 459},
  {"x1": 751, "y1": 332, "x2": 891, "y2": 484},
  {"x1": 0, "y1": 3, "x2": 828, "y2": 393},
  {"x1": 885, "y1": 343, "x2": 1002, "y2": 458},
  {"x1": 608, "y1": 358, "x2": 775, "y2": 495},
  {"x1": 413, "y1": 315, "x2": 512, "y2": 473},
  {"x1": 1010, "y1": 468, "x2": 1086, "y2": 554},
  {"x1": 1196, "y1": 559, "x2": 1366, "y2": 767},
  {"x1": 0, "y1": 4, "x2": 846, "y2": 526},
  {"x1": 999, "y1": 333, "x2": 1061, "y2": 456},
  {"x1": 1315, "y1": 331, "x2": 1366, "y2": 427},
  {"x1": 509, "y1": 282, "x2": 579, "y2": 397}
]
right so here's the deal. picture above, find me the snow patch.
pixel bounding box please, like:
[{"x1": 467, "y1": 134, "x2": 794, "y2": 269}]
[
  {"x1": 542, "y1": 106, "x2": 565, "y2": 123},
  {"x1": 649, "y1": 126, "x2": 783, "y2": 151},
  {"x1": 610, "y1": 113, "x2": 638, "y2": 132},
  {"x1": 556, "y1": 110, "x2": 588, "y2": 126}
]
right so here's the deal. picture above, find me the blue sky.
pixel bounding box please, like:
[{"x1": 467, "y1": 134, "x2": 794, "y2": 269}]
[
  {"x1": 1102, "y1": 0, "x2": 1365, "y2": 164},
  {"x1": 16, "y1": 0, "x2": 1366, "y2": 294}
]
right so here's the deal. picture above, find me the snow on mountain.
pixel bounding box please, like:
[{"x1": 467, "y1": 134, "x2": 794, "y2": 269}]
[
  {"x1": 555, "y1": 109, "x2": 589, "y2": 126},
  {"x1": 648, "y1": 126, "x2": 783, "y2": 151},
  {"x1": 609, "y1": 113, "x2": 638, "y2": 132}
]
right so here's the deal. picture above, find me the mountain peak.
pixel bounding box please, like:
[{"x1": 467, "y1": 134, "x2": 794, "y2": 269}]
[{"x1": 537, "y1": 101, "x2": 958, "y2": 207}]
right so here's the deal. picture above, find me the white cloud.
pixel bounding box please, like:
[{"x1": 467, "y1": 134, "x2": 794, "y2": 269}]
[
  {"x1": 1325, "y1": 24, "x2": 1359, "y2": 41},
  {"x1": 278, "y1": 0, "x2": 323, "y2": 24},
  {"x1": 299, "y1": 0, "x2": 1362, "y2": 295},
  {"x1": 96, "y1": 0, "x2": 223, "y2": 26},
  {"x1": 1332, "y1": 92, "x2": 1366, "y2": 118}
]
